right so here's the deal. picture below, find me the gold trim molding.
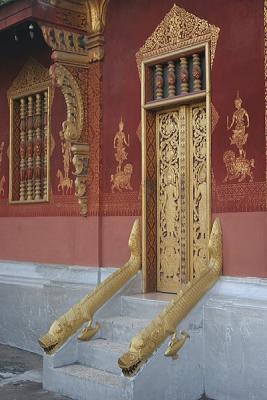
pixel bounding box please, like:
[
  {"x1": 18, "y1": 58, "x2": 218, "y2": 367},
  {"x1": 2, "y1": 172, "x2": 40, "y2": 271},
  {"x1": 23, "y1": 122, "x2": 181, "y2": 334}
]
[{"x1": 136, "y1": 4, "x2": 220, "y2": 75}]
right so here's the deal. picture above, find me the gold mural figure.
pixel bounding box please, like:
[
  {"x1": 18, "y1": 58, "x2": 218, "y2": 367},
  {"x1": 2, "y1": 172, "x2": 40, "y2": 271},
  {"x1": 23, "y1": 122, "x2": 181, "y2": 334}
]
[
  {"x1": 227, "y1": 92, "x2": 249, "y2": 158},
  {"x1": 57, "y1": 131, "x2": 73, "y2": 194},
  {"x1": 114, "y1": 118, "x2": 130, "y2": 172},
  {"x1": 111, "y1": 118, "x2": 133, "y2": 192},
  {"x1": 223, "y1": 150, "x2": 254, "y2": 183},
  {"x1": 0, "y1": 142, "x2": 5, "y2": 198},
  {"x1": 224, "y1": 92, "x2": 254, "y2": 183}
]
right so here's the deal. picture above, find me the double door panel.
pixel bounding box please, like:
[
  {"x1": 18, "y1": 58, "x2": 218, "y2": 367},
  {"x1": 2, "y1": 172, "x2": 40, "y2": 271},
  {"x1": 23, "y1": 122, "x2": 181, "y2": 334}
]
[{"x1": 156, "y1": 104, "x2": 209, "y2": 293}]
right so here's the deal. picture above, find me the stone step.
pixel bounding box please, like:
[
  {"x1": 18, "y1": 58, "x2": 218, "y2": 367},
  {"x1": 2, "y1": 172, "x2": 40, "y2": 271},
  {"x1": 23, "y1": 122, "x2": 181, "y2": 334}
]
[
  {"x1": 44, "y1": 363, "x2": 131, "y2": 400},
  {"x1": 98, "y1": 316, "x2": 150, "y2": 343},
  {"x1": 121, "y1": 293, "x2": 173, "y2": 319},
  {"x1": 77, "y1": 339, "x2": 129, "y2": 375}
]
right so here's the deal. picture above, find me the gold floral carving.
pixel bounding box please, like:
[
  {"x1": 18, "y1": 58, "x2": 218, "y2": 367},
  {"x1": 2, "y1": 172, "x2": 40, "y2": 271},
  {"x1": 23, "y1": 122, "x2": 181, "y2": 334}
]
[
  {"x1": 157, "y1": 110, "x2": 182, "y2": 293},
  {"x1": 224, "y1": 92, "x2": 254, "y2": 183},
  {"x1": 7, "y1": 58, "x2": 51, "y2": 98},
  {"x1": 191, "y1": 105, "x2": 208, "y2": 278},
  {"x1": 111, "y1": 118, "x2": 133, "y2": 193},
  {"x1": 136, "y1": 4, "x2": 220, "y2": 76},
  {"x1": 157, "y1": 105, "x2": 209, "y2": 291},
  {"x1": 0, "y1": 142, "x2": 5, "y2": 198}
]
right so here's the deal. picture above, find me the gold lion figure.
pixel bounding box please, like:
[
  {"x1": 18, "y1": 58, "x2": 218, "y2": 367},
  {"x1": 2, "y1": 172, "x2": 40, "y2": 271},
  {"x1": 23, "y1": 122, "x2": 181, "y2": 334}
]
[
  {"x1": 223, "y1": 150, "x2": 254, "y2": 183},
  {"x1": 111, "y1": 163, "x2": 133, "y2": 193}
]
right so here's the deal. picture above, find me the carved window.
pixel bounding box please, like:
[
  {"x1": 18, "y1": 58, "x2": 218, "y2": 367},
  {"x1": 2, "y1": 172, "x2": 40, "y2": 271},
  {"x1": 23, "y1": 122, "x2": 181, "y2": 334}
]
[
  {"x1": 145, "y1": 50, "x2": 206, "y2": 103},
  {"x1": 8, "y1": 59, "x2": 51, "y2": 203}
]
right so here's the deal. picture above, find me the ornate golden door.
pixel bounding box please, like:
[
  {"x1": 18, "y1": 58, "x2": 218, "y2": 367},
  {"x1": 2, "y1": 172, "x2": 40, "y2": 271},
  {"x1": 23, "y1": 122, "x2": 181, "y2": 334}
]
[{"x1": 156, "y1": 104, "x2": 209, "y2": 293}]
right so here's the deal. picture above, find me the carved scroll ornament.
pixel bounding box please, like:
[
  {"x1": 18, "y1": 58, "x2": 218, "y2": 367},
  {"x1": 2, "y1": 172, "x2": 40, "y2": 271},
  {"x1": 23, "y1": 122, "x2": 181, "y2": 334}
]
[
  {"x1": 50, "y1": 63, "x2": 89, "y2": 215},
  {"x1": 49, "y1": 63, "x2": 83, "y2": 142},
  {"x1": 41, "y1": 0, "x2": 109, "y2": 64}
]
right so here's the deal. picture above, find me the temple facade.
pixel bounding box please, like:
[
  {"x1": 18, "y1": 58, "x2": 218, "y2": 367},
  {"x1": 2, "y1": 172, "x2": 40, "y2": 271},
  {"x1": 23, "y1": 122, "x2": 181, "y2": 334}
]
[{"x1": 0, "y1": 1, "x2": 266, "y2": 399}]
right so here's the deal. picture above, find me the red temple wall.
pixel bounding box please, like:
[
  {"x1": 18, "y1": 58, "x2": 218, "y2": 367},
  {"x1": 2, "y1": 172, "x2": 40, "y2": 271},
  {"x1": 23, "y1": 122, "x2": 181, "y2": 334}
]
[
  {"x1": 0, "y1": 216, "x2": 134, "y2": 267},
  {"x1": 0, "y1": 0, "x2": 266, "y2": 276},
  {"x1": 102, "y1": 0, "x2": 267, "y2": 275},
  {"x1": 103, "y1": 0, "x2": 266, "y2": 206}
]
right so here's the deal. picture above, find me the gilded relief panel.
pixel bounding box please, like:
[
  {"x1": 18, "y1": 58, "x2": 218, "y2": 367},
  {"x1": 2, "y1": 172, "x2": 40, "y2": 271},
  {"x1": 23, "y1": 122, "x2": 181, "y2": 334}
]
[
  {"x1": 157, "y1": 108, "x2": 187, "y2": 293},
  {"x1": 190, "y1": 104, "x2": 208, "y2": 279},
  {"x1": 157, "y1": 104, "x2": 209, "y2": 293}
]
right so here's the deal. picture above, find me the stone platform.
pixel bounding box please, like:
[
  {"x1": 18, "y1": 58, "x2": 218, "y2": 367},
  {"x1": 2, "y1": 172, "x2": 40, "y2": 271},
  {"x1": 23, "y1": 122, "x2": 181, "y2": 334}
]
[{"x1": 1, "y1": 260, "x2": 267, "y2": 400}]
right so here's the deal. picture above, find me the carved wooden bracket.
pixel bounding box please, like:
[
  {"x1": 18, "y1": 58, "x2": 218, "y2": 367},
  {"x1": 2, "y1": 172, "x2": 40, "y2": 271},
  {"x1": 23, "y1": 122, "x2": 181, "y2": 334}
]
[
  {"x1": 41, "y1": 25, "x2": 91, "y2": 67},
  {"x1": 40, "y1": 0, "x2": 109, "y2": 65}
]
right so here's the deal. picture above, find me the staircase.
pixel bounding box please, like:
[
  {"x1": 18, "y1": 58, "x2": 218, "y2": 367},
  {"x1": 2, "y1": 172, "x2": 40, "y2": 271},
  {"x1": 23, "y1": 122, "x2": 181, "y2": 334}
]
[{"x1": 43, "y1": 291, "x2": 207, "y2": 400}]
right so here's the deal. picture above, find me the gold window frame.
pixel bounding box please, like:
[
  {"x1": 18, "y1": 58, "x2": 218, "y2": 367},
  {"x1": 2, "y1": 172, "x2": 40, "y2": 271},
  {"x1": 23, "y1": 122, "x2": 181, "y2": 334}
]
[{"x1": 8, "y1": 59, "x2": 52, "y2": 204}]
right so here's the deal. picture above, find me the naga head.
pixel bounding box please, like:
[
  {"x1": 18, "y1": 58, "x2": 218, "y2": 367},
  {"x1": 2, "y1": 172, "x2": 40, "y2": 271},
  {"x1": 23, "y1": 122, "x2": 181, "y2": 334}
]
[
  {"x1": 118, "y1": 335, "x2": 149, "y2": 377},
  {"x1": 38, "y1": 317, "x2": 72, "y2": 355}
]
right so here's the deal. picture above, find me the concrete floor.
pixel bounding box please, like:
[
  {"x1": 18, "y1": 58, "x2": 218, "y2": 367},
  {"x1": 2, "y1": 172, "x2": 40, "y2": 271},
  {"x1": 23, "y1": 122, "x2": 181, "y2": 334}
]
[{"x1": 0, "y1": 344, "x2": 71, "y2": 399}]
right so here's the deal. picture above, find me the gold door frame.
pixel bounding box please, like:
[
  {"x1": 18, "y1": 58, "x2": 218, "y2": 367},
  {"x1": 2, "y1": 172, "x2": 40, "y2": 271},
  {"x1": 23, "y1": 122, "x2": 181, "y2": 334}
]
[{"x1": 141, "y1": 42, "x2": 211, "y2": 293}]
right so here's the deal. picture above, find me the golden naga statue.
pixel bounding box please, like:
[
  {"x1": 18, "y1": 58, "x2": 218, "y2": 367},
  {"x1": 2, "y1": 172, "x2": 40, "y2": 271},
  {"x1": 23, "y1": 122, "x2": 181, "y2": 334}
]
[
  {"x1": 118, "y1": 218, "x2": 222, "y2": 376},
  {"x1": 39, "y1": 218, "x2": 141, "y2": 354}
]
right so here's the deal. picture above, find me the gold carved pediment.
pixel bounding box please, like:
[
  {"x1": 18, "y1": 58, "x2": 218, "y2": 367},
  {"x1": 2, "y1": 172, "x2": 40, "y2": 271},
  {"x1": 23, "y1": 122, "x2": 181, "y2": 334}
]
[
  {"x1": 136, "y1": 4, "x2": 220, "y2": 74},
  {"x1": 7, "y1": 58, "x2": 51, "y2": 98}
]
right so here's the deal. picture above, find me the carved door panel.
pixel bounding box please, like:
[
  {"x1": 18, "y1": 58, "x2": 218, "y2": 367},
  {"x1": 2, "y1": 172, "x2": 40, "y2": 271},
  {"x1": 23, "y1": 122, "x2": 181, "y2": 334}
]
[{"x1": 156, "y1": 104, "x2": 208, "y2": 293}]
